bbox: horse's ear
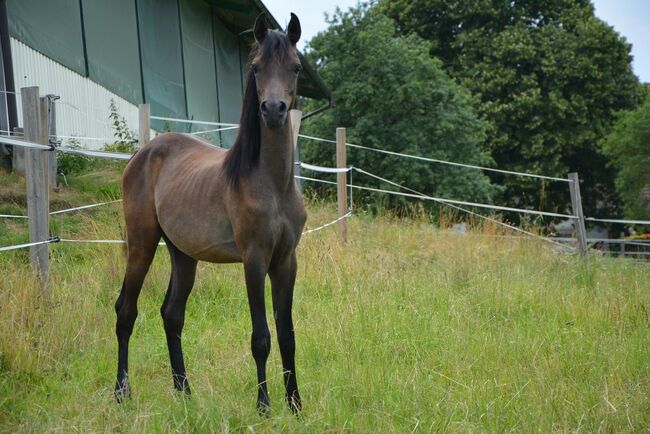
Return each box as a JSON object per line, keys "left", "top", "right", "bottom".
{"left": 287, "top": 13, "right": 301, "bottom": 45}
{"left": 254, "top": 13, "right": 268, "bottom": 43}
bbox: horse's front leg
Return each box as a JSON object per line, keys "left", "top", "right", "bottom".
{"left": 243, "top": 250, "right": 272, "bottom": 416}
{"left": 269, "top": 252, "right": 301, "bottom": 414}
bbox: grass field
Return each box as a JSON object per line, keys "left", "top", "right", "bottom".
{"left": 0, "top": 167, "right": 649, "bottom": 432}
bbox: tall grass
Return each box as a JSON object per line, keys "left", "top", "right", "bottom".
{"left": 0, "top": 170, "right": 648, "bottom": 432}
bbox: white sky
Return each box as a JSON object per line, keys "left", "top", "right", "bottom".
{"left": 262, "top": 0, "right": 650, "bottom": 83}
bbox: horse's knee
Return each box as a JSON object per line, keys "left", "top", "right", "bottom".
{"left": 114, "top": 282, "right": 126, "bottom": 315}
{"left": 162, "top": 306, "right": 184, "bottom": 334}
{"left": 251, "top": 332, "right": 271, "bottom": 361}
{"left": 116, "top": 305, "right": 138, "bottom": 338}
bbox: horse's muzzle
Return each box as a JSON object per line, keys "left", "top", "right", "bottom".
{"left": 260, "top": 100, "right": 288, "bottom": 129}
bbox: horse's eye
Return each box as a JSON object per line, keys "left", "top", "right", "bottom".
{"left": 251, "top": 64, "right": 259, "bottom": 74}
{"left": 294, "top": 64, "right": 302, "bottom": 74}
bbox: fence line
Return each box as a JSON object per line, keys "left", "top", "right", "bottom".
{"left": 349, "top": 167, "right": 574, "bottom": 251}
{"left": 57, "top": 147, "right": 132, "bottom": 160}
{"left": 0, "top": 214, "right": 29, "bottom": 219}
{"left": 298, "top": 162, "right": 575, "bottom": 220}
{"left": 300, "top": 162, "right": 352, "bottom": 174}
{"left": 298, "top": 168, "right": 574, "bottom": 250}
{"left": 0, "top": 237, "right": 59, "bottom": 252}
{"left": 2, "top": 199, "right": 122, "bottom": 219}
{"left": 298, "top": 133, "right": 572, "bottom": 183}
{"left": 1, "top": 101, "right": 645, "bottom": 261}
{"left": 189, "top": 126, "right": 239, "bottom": 135}
{"left": 52, "top": 134, "right": 115, "bottom": 143}
{"left": 296, "top": 166, "right": 573, "bottom": 250}
{"left": 0, "top": 208, "right": 357, "bottom": 251}
{"left": 150, "top": 116, "right": 238, "bottom": 127}
{"left": 0, "top": 134, "right": 52, "bottom": 150}
{"left": 585, "top": 217, "right": 650, "bottom": 225}
{"left": 50, "top": 199, "right": 123, "bottom": 215}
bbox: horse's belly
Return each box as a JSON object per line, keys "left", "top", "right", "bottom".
{"left": 191, "top": 240, "right": 242, "bottom": 263}
{"left": 158, "top": 210, "right": 241, "bottom": 263}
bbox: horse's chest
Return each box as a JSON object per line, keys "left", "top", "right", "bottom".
{"left": 239, "top": 197, "right": 305, "bottom": 248}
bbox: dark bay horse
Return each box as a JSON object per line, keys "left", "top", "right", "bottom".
{"left": 113, "top": 14, "right": 306, "bottom": 415}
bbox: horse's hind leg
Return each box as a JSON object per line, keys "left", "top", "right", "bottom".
{"left": 161, "top": 237, "right": 197, "bottom": 394}
{"left": 114, "top": 223, "right": 161, "bottom": 401}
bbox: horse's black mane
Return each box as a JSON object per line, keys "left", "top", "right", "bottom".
{"left": 223, "top": 30, "right": 293, "bottom": 186}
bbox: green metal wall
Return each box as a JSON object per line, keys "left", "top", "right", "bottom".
{"left": 180, "top": 0, "right": 220, "bottom": 142}
{"left": 7, "top": 0, "right": 328, "bottom": 148}
{"left": 81, "top": 0, "right": 142, "bottom": 104}
{"left": 213, "top": 12, "right": 243, "bottom": 147}
{"left": 137, "top": 0, "right": 187, "bottom": 125}
{"left": 6, "top": 0, "right": 251, "bottom": 147}
{"left": 7, "top": 0, "right": 85, "bottom": 75}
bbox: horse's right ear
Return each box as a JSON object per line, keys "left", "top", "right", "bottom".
{"left": 287, "top": 13, "right": 301, "bottom": 45}
{"left": 254, "top": 13, "right": 268, "bottom": 43}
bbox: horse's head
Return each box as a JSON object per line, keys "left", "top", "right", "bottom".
{"left": 251, "top": 13, "right": 301, "bottom": 129}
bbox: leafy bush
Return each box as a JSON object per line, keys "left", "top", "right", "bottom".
{"left": 57, "top": 139, "right": 93, "bottom": 176}
{"left": 602, "top": 94, "right": 650, "bottom": 220}
{"left": 105, "top": 99, "right": 137, "bottom": 153}
{"left": 302, "top": 5, "right": 499, "bottom": 214}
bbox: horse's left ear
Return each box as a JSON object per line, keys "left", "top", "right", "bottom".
{"left": 287, "top": 13, "right": 301, "bottom": 45}
{"left": 254, "top": 13, "right": 268, "bottom": 43}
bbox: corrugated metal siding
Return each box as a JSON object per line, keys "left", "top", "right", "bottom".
{"left": 11, "top": 38, "right": 145, "bottom": 150}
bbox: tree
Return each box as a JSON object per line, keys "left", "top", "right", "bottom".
{"left": 382, "top": 0, "right": 643, "bottom": 217}
{"left": 601, "top": 94, "right": 650, "bottom": 220}
{"left": 301, "top": 5, "right": 499, "bottom": 213}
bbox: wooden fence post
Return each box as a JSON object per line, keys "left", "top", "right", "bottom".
{"left": 336, "top": 127, "right": 348, "bottom": 243}
{"left": 139, "top": 103, "right": 150, "bottom": 147}
{"left": 568, "top": 172, "right": 587, "bottom": 256}
{"left": 289, "top": 109, "right": 302, "bottom": 191}
{"left": 22, "top": 86, "right": 50, "bottom": 294}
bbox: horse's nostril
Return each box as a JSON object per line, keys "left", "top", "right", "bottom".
{"left": 279, "top": 101, "right": 287, "bottom": 113}
{"left": 261, "top": 101, "right": 268, "bottom": 113}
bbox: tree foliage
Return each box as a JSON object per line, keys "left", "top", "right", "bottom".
{"left": 301, "top": 5, "right": 499, "bottom": 212}
{"left": 601, "top": 94, "right": 650, "bottom": 220}
{"left": 382, "top": 0, "right": 643, "bottom": 217}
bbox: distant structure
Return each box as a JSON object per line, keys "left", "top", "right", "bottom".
{"left": 0, "top": 0, "right": 330, "bottom": 151}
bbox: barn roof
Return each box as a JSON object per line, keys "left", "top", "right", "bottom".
{"left": 208, "top": 0, "right": 331, "bottom": 102}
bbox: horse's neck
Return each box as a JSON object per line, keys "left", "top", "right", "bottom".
{"left": 259, "top": 122, "right": 295, "bottom": 192}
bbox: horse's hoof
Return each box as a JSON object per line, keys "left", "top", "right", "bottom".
{"left": 287, "top": 393, "right": 302, "bottom": 415}
{"left": 257, "top": 400, "right": 271, "bottom": 418}
{"left": 114, "top": 379, "right": 131, "bottom": 403}
{"left": 173, "top": 376, "right": 191, "bottom": 396}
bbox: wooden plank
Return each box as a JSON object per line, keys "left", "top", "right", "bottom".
{"left": 336, "top": 127, "right": 348, "bottom": 243}
{"left": 139, "top": 103, "right": 150, "bottom": 147}
{"left": 289, "top": 109, "right": 302, "bottom": 192}
{"left": 11, "top": 126, "right": 24, "bottom": 175}
{"left": 22, "top": 87, "right": 50, "bottom": 294}
{"left": 568, "top": 172, "right": 587, "bottom": 256}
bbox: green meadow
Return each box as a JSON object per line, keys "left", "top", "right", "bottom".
{"left": 0, "top": 167, "right": 648, "bottom": 432}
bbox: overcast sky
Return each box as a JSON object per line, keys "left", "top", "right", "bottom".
{"left": 263, "top": 0, "right": 650, "bottom": 83}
